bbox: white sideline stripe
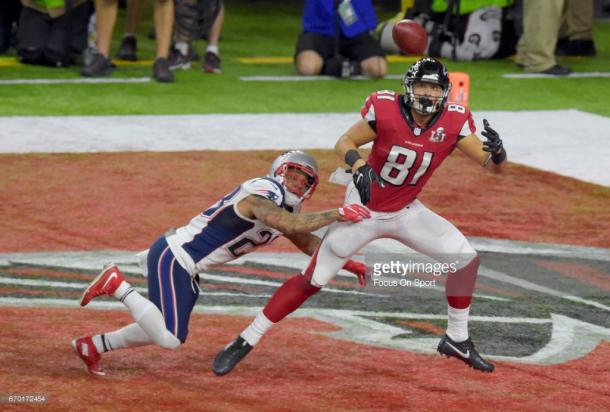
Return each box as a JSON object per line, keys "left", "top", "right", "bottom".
{"left": 197, "top": 273, "right": 386, "bottom": 297}
{"left": 0, "top": 272, "right": 503, "bottom": 302}
{"left": 503, "top": 72, "right": 610, "bottom": 79}
{"left": 479, "top": 267, "right": 610, "bottom": 312}
{"left": 1, "top": 110, "right": 609, "bottom": 186}
{"left": 468, "top": 237, "right": 610, "bottom": 262}
{"left": 239, "top": 74, "right": 404, "bottom": 81}
{"left": 1, "top": 237, "right": 608, "bottom": 274}
{"left": 0, "top": 276, "right": 269, "bottom": 298}
{"left": 0, "top": 297, "right": 551, "bottom": 324}
{"left": 0, "top": 77, "right": 151, "bottom": 85}
{"left": 0, "top": 273, "right": 384, "bottom": 298}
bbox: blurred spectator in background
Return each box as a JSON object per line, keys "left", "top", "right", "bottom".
{"left": 295, "top": 0, "right": 386, "bottom": 78}
{"left": 116, "top": 0, "right": 150, "bottom": 60}
{"left": 0, "top": 0, "right": 22, "bottom": 54}
{"left": 516, "top": 0, "right": 594, "bottom": 75}
{"left": 168, "top": 0, "right": 224, "bottom": 73}
{"left": 556, "top": 0, "right": 596, "bottom": 57}
{"left": 378, "top": 0, "right": 518, "bottom": 61}
{"left": 81, "top": 0, "right": 174, "bottom": 82}
{"left": 16, "top": 0, "right": 92, "bottom": 67}
{"left": 202, "top": 0, "right": 223, "bottom": 73}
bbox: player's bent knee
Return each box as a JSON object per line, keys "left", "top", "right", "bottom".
{"left": 157, "top": 331, "right": 181, "bottom": 349}
{"left": 458, "top": 243, "right": 478, "bottom": 266}
{"left": 327, "top": 236, "right": 354, "bottom": 259}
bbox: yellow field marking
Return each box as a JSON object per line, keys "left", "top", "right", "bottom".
{"left": 1, "top": 55, "right": 420, "bottom": 68}
{"left": 0, "top": 57, "right": 154, "bottom": 68}
{"left": 237, "top": 55, "right": 421, "bottom": 64}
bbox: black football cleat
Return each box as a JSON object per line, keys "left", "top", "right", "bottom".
{"left": 437, "top": 334, "right": 495, "bottom": 373}
{"left": 213, "top": 336, "right": 253, "bottom": 376}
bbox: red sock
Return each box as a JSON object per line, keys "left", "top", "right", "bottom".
{"left": 262, "top": 275, "right": 320, "bottom": 323}
{"left": 445, "top": 254, "right": 480, "bottom": 309}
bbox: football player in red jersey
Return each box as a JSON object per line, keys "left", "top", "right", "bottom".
{"left": 214, "top": 58, "right": 506, "bottom": 375}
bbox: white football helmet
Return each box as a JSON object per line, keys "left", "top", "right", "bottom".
{"left": 269, "top": 150, "right": 319, "bottom": 207}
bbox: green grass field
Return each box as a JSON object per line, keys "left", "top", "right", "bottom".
{"left": 0, "top": 0, "right": 609, "bottom": 116}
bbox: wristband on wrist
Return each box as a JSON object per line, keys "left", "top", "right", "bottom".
{"left": 345, "top": 149, "right": 362, "bottom": 167}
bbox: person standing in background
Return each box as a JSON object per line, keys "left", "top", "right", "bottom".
{"left": 81, "top": 0, "right": 174, "bottom": 82}
{"left": 296, "top": 0, "right": 386, "bottom": 78}
{"left": 556, "top": 0, "right": 596, "bottom": 57}
{"left": 516, "top": 0, "right": 595, "bottom": 75}
{"left": 169, "top": 0, "right": 224, "bottom": 73}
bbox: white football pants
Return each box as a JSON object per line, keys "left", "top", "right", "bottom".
{"left": 309, "top": 183, "right": 477, "bottom": 287}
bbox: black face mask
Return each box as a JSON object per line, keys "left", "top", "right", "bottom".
{"left": 418, "top": 96, "right": 434, "bottom": 112}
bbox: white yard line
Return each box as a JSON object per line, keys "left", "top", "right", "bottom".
{"left": 1, "top": 111, "right": 609, "bottom": 186}
{"left": 503, "top": 72, "right": 610, "bottom": 79}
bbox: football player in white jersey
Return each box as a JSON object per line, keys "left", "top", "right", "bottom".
{"left": 71, "top": 150, "right": 371, "bottom": 376}
{"left": 214, "top": 58, "right": 506, "bottom": 375}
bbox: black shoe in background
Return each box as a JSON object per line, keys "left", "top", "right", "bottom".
{"left": 203, "top": 51, "right": 221, "bottom": 73}
{"left": 80, "top": 52, "right": 115, "bottom": 77}
{"left": 540, "top": 64, "right": 571, "bottom": 76}
{"left": 168, "top": 47, "right": 193, "bottom": 70}
{"left": 153, "top": 58, "right": 174, "bottom": 82}
{"left": 556, "top": 39, "right": 596, "bottom": 57}
{"left": 117, "top": 35, "right": 138, "bottom": 61}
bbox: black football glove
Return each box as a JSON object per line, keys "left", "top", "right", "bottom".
{"left": 353, "top": 164, "right": 385, "bottom": 205}
{"left": 481, "top": 119, "right": 506, "bottom": 164}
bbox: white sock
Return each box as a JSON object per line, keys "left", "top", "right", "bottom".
{"left": 117, "top": 287, "right": 181, "bottom": 350}
{"left": 175, "top": 42, "right": 189, "bottom": 55}
{"left": 113, "top": 281, "right": 132, "bottom": 301}
{"left": 446, "top": 305, "right": 470, "bottom": 342}
{"left": 123, "top": 32, "right": 135, "bottom": 38}
{"left": 206, "top": 45, "right": 219, "bottom": 55}
{"left": 240, "top": 312, "right": 274, "bottom": 346}
{"left": 96, "top": 323, "right": 154, "bottom": 353}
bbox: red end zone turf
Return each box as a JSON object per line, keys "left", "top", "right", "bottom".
{"left": 1, "top": 150, "right": 609, "bottom": 410}
{"left": 0, "top": 150, "right": 609, "bottom": 252}
{"left": 1, "top": 307, "right": 609, "bottom": 411}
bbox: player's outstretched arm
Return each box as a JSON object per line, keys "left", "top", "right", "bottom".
{"left": 456, "top": 119, "right": 506, "bottom": 174}
{"left": 239, "top": 196, "right": 370, "bottom": 235}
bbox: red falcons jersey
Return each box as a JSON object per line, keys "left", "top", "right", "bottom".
{"left": 360, "top": 90, "right": 476, "bottom": 212}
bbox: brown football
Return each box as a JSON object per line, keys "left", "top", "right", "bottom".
{"left": 392, "top": 19, "right": 428, "bottom": 55}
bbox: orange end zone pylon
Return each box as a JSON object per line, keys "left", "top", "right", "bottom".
{"left": 449, "top": 72, "right": 470, "bottom": 106}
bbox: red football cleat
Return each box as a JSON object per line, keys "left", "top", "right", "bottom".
{"left": 80, "top": 264, "right": 124, "bottom": 307}
{"left": 72, "top": 336, "right": 105, "bottom": 376}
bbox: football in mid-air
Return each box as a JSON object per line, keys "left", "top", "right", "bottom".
{"left": 392, "top": 19, "right": 428, "bottom": 55}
